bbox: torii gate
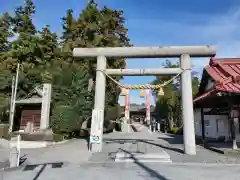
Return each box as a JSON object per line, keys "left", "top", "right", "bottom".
{"left": 73, "top": 46, "right": 216, "bottom": 155}
{"left": 120, "top": 88, "right": 152, "bottom": 127}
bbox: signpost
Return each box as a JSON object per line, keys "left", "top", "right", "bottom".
{"left": 89, "top": 109, "right": 104, "bottom": 151}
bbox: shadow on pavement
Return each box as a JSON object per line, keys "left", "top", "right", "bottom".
{"left": 157, "top": 135, "right": 183, "bottom": 144}
{"left": 142, "top": 139, "right": 184, "bottom": 154}
{"left": 119, "top": 149, "right": 171, "bottom": 180}
{"left": 104, "top": 138, "right": 154, "bottom": 144}
{"left": 104, "top": 138, "right": 184, "bottom": 154}
{"left": 19, "top": 154, "right": 28, "bottom": 166}
{"left": 23, "top": 162, "right": 63, "bottom": 180}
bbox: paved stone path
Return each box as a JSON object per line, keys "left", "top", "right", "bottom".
{"left": 2, "top": 160, "right": 240, "bottom": 180}
{"left": 0, "top": 139, "right": 10, "bottom": 170}
{"left": 2, "top": 125, "right": 240, "bottom": 179}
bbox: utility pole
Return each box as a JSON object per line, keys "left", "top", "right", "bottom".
{"left": 9, "top": 64, "right": 20, "bottom": 133}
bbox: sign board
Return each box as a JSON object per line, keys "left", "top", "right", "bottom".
{"left": 89, "top": 109, "right": 104, "bottom": 144}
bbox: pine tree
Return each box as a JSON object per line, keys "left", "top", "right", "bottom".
{"left": 0, "top": 12, "right": 13, "bottom": 53}
{"left": 61, "top": 9, "right": 75, "bottom": 47}
{"left": 61, "top": 1, "right": 131, "bottom": 107}
{"left": 38, "top": 25, "right": 59, "bottom": 82}
{"left": 11, "top": 0, "right": 36, "bottom": 35}
{"left": 0, "top": 12, "right": 14, "bottom": 111}
{"left": 3, "top": 0, "right": 38, "bottom": 76}
{"left": 6, "top": 0, "right": 42, "bottom": 88}
{"left": 51, "top": 65, "right": 94, "bottom": 136}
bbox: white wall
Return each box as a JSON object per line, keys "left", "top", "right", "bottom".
{"left": 194, "top": 109, "right": 230, "bottom": 140}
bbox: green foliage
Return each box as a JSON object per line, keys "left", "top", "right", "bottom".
{"left": 61, "top": 1, "right": 130, "bottom": 107}
{"left": 53, "top": 134, "right": 65, "bottom": 142}
{"left": 51, "top": 65, "right": 94, "bottom": 136}
{"left": 0, "top": 12, "right": 13, "bottom": 53}
{"left": 0, "top": 13, "right": 14, "bottom": 109}
{"left": 170, "top": 127, "right": 180, "bottom": 135}
{"left": 105, "top": 105, "right": 120, "bottom": 121}
{"left": 11, "top": 0, "right": 36, "bottom": 34}
{"left": 0, "top": 0, "right": 130, "bottom": 138}
{"left": 153, "top": 60, "right": 200, "bottom": 130}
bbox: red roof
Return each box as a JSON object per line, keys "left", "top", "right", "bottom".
{"left": 194, "top": 58, "right": 240, "bottom": 103}
{"left": 207, "top": 58, "right": 240, "bottom": 92}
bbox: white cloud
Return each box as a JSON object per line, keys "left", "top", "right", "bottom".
{"left": 127, "top": 7, "right": 240, "bottom": 67}
{"left": 122, "top": 8, "right": 240, "bottom": 104}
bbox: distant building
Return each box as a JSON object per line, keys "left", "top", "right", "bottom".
{"left": 120, "top": 104, "right": 155, "bottom": 117}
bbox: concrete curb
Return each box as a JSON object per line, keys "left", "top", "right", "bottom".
{"left": 0, "top": 160, "right": 25, "bottom": 172}
{"left": 9, "top": 139, "right": 69, "bottom": 149}
{"left": 204, "top": 146, "right": 225, "bottom": 154}
{"left": 203, "top": 144, "right": 240, "bottom": 156}
{"left": 169, "top": 162, "right": 240, "bottom": 167}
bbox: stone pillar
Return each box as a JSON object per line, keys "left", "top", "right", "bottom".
{"left": 232, "top": 118, "right": 238, "bottom": 149}
{"left": 40, "top": 83, "right": 52, "bottom": 130}
{"left": 146, "top": 89, "right": 151, "bottom": 130}
{"left": 180, "top": 54, "right": 196, "bottom": 155}
{"left": 90, "top": 56, "right": 106, "bottom": 153}
{"left": 124, "top": 92, "right": 130, "bottom": 119}
{"left": 157, "top": 122, "right": 160, "bottom": 132}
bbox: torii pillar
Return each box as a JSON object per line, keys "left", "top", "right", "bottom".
{"left": 124, "top": 91, "right": 130, "bottom": 120}
{"left": 73, "top": 45, "right": 216, "bottom": 155}
{"left": 146, "top": 89, "right": 151, "bottom": 128}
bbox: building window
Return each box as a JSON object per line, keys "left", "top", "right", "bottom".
{"left": 204, "top": 120, "right": 210, "bottom": 127}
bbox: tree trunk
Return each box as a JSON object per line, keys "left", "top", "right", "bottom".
{"left": 168, "top": 113, "right": 174, "bottom": 130}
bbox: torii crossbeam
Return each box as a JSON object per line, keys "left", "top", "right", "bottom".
{"left": 73, "top": 46, "right": 216, "bottom": 155}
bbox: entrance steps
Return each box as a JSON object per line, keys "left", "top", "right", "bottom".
{"left": 113, "top": 124, "right": 172, "bottom": 163}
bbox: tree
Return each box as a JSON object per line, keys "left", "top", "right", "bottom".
{"left": 0, "top": 0, "right": 131, "bottom": 136}
{"left": 60, "top": 1, "right": 131, "bottom": 114}
{"left": 11, "top": 0, "right": 36, "bottom": 35}
{"left": 51, "top": 65, "right": 94, "bottom": 136}
{"left": 0, "top": 12, "right": 14, "bottom": 113}
{"left": 153, "top": 60, "right": 200, "bottom": 130}
{"left": 38, "top": 25, "right": 59, "bottom": 83}
{"left": 5, "top": 0, "right": 41, "bottom": 73}
{"left": 0, "top": 12, "right": 13, "bottom": 53}
{"left": 61, "top": 9, "right": 76, "bottom": 63}
{"left": 192, "top": 76, "right": 200, "bottom": 97}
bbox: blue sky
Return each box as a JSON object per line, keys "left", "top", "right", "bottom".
{"left": 2, "top": 0, "right": 240, "bottom": 105}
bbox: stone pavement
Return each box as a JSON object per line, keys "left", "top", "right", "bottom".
{"left": 0, "top": 139, "right": 10, "bottom": 170}
{"left": 2, "top": 125, "right": 240, "bottom": 179}
{"left": 2, "top": 159, "right": 240, "bottom": 179}
{"left": 20, "top": 138, "right": 91, "bottom": 165}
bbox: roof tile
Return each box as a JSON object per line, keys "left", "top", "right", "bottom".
{"left": 207, "top": 58, "right": 240, "bottom": 93}
{"left": 194, "top": 58, "right": 240, "bottom": 103}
